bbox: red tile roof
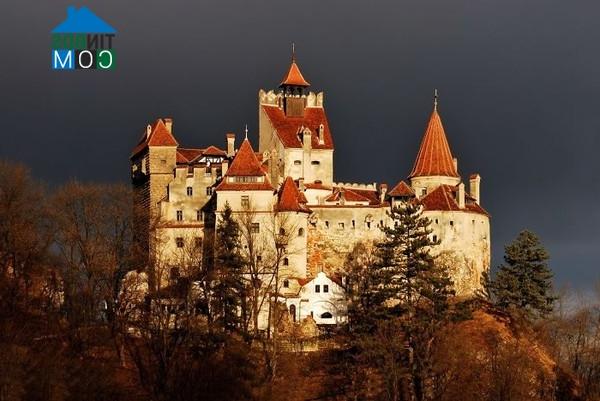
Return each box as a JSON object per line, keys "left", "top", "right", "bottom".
{"left": 325, "top": 187, "right": 381, "bottom": 205}
{"left": 203, "top": 145, "right": 227, "bottom": 157}
{"left": 409, "top": 109, "right": 459, "bottom": 178}
{"left": 131, "top": 118, "right": 179, "bottom": 157}
{"left": 276, "top": 176, "right": 311, "bottom": 213}
{"left": 388, "top": 180, "right": 415, "bottom": 197}
{"left": 420, "top": 185, "right": 489, "bottom": 216}
{"left": 262, "top": 105, "right": 334, "bottom": 150}
{"left": 177, "top": 148, "right": 203, "bottom": 163}
{"left": 215, "top": 139, "right": 274, "bottom": 191}
{"left": 304, "top": 182, "right": 332, "bottom": 190}
{"left": 226, "top": 139, "right": 266, "bottom": 176}
{"left": 280, "top": 61, "right": 310, "bottom": 87}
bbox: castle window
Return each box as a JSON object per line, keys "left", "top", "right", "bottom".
{"left": 283, "top": 279, "right": 289, "bottom": 288}
{"left": 294, "top": 160, "right": 301, "bottom": 165}
{"left": 175, "top": 237, "right": 184, "bottom": 248}
{"left": 283, "top": 257, "right": 289, "bottom": 266}
{"left": 450, "top": 221, "right": 454, "bottom": 227}
{"left": 321, "top": 312, "right": 332, "bottom": 319}
{"left": 279, "top": 228, "right": 286, "bottom": 235}
{"left": 176, "top": 210, "right": 183, "bottom": 221}
{"left": 325, "top": 221, "right": 329, "bottom": 229}
{"left": 433, "top": 235, "right": 438, "bottom": 243}
{"left": 298, "top": 228, "right": 304, "bottom": 237}
{"left": 421, "top": 188, "right": 427, "bottom": 196}
{"left": 241, "top": 195, "right": 250, "bottom": 208}
{"left": 194, "top": 237, "right": 202, "bottom": 248}
{"left": 187, "top": 166, "right": 194, "bottom": 176}
{"left": 206, "top": 187, "right": 213, "bottom": 196}
{"left": 216, "top": 168, "right": 222, "bottom": 178}
{"left": 311, "top": 160, "right": 320, "bottom": 165}
{"left": 352, "top": 220, "right": 355, "bottom": 229}
{"left": 435, "top": 219, "right": 439, "bottom": 224}
{"left": 315, "top": 285, "right": 321, "bottom": 293}
{"left": 161, "top": 159, "right": 166, "bottom": 164}
{"left": 338, "top": 222, "right": 345, "bottom": 230}
{"left": 197, "top": 210, "right": 203, "bottom": 221}
{"left": 251, "top": 223, "right": 260, "bottom": 234}
{"left": 187, "top": 186, "right": 193, "bottom": 196}
{"left": 205, "top": 167, "right": 211, "bottom": 177}
{"left": 366, "top": 222, "right": 371, "bottom": 229}
{"left": 323, "top": 285, "right": 329, "bottom": 293}
{"left": 257, "top": 255, "right": 262, "bottom": 263}
{"left": 380, "top": 220, "right": 384, "bottom": 227}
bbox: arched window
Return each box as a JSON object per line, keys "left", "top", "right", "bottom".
{"left": 283, "top": 257, "right": 289, "bottom": 266}
{"left": 298, "top": 228, "right": 304, "bottom": 237}
{"left": 283, "top": 279, "right": 289, "bottom": 288}
{"left": 320, "top": 312, "right": 333, "bottom": 319}
{"left": 289, "top": 304, "right": 296, "bottom": 322}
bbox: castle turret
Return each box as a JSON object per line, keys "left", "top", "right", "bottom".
{"left": 409, "top": 91, "right": 461, "bottom": 196}
{"left": 279, "top": 46, "right": 310, "bottom": 117}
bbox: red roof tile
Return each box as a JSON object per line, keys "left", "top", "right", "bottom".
{"left": 409, "top": 109, "right": 459, "bottom": 178}
{"left": 203, "top": 145, "right": 227, "bottom": 157}
{"left": 226, "top": 139, "right": 266, "bottom": 176}
{"left": 325, "top": 187, "right": 381, "bottom": 205}
{"left": 277, "top": 177, "right": 311, "bottom": 213}
{"left": 177, "top": 148, "right": 203, "bottom": 163}
{"left": 215, "top": 181, "right": 274, "bottom": 191}
{"left": 280, "top": 61, "right": 310, "bottom": 87}
{"left": 131, "top": 118, "right": 179, "bottom": 157}
{"left": 420, "top": 185, "right": 489, "bottom": 216}
{"left": 388, "top": 180, "right": 415, "bottom": 197}
{"left": 262, "top": 105, "right": 334, "bottom": 150}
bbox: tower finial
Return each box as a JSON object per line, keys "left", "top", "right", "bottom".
{"left": 291, "top": 42, "right": 296, "bottom": 62}
{"left": 244, "top": 124, "right": 248, "bottom": 140}
{"left": 434, "top": 88, "right": 439, "bottom": 111}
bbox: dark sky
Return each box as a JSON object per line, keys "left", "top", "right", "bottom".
{"left": 1, "top": 0, "right": 598, "bottom": 291}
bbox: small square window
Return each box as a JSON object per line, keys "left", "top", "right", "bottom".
{"left": 294, "top": 160, "right": 301, "bottom": 165}
{"left": 283, "top": 257, "right": 289, "bottom": 266}
{"left": 450, "top": 221, "right": 454, "bottom": 227}
{"left": 256, "top": 255, "right": 262, "bottom": 263}
{"left": 283, "top": 279, "right": 289, "bottom": 288}
{"left": 323, "top": 285, "right": 329, "bottom": 293}
{"left": 206, "top": 187, "right": 213, "bottom": 196}
{"left": 315, "top": 285, "right": 321, "bottom": 293}
{"left": 176, "top": 210, "right": 183, "bottom": 221}
{"left": 311, "top": 160, "right": 320, "bottom": 165}
{"left": 187, "top": 186, "right": 193, "bottom": 196}
{"left": 251, "top": 223, "right": 260, "bottom": 234}
{"left": 175, "top": 237, "right": 184, "bottom": 248}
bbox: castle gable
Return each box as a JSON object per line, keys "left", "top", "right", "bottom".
{"left": 262, "top": 105, "right": 334, "bottom": 150}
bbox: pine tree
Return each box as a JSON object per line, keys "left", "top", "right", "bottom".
{"left": 348, "top": 201, "right": 454, "bottom": 401}
{"left": 489, "top": 230, "right": 556, "bottom": 317}
{"left": 213, "top": 202, "right": 246, "bottom": 333}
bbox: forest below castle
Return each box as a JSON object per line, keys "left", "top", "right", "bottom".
{"left": 0, "top": 158, "right": 599, "bottom": 401}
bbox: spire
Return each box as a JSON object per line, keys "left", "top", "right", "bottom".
{"left": 244, "top": 124, "right": 248, "bottom": 140}
{"left": 433, "top": 88, "right": 438, "bottom": 111}
{"left": 280, "top": 45, "right": 310, "bottom": 87}
{"left": 226, "top": 138, "right": 265, "bottom": 177}
{"left": 408, "top": 97, "right": 459, "bottom": 178}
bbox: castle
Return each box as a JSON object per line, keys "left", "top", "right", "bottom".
{"left": 130, "top": 53, "right": 490, "bottom": 325}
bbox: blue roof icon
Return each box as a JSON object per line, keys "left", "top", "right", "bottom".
{"left": 52, "top": 6, "right": 116, "bottom": 34}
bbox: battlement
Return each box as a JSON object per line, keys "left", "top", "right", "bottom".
{"left": 259, "top": 89, "right": 324, "bottom": 108}
{"left": 332, "top": 182, "right": 378, "bottom": 191}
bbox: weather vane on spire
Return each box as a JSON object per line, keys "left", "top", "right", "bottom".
{"left": 244, "top": 124, "right": 248, "bottom": 140}
{"left": 434, "top": 88, "right": 439, "bottom": 111}
{"left": 291, "top": 42, "right": 296, "bottom": 62}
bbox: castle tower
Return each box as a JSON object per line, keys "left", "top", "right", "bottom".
{"left": 130, "top": 118, "right": 178, "bottom": 258}
{"left": 409, "top": 92, "right": 461, "bottom": 196}
{"left": 258, "top": 49, "right": 334, "bottom": 186}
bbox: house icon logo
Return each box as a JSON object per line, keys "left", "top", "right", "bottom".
{"left": 51, "top": 6, "right": 117, "bottom": 70}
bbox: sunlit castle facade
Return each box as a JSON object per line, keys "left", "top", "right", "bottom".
{"left": 130, "top": 52, "right": 491, "bottom": 324}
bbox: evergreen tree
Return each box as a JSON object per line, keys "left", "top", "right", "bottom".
{"left": 489, "top": 230, "right": 556, "bottom": 317}
{"left": 348, "top": 201, "right": 454, "bottom": 401}
{"left": 213, "top": 202, "right": 246, "bottom": 333}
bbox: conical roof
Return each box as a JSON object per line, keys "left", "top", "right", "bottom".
{"left": 280, "top": 60, "right": 310, "bottom": 87}
{"left": 409, "top": 108, "right": 459, "bottom": 178}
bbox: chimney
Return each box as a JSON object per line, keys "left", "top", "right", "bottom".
{"left": 470, "top": 174, "right": 481, "bottom": 204}
{"left": 457, "top": 182, "right": 465, "bottom": 209}
{"left": 226, "top": 133, "right": 235, "bottom": 157}
{"left": 318, "top": 124, "right": 325, "bottom": 144}
{"left": 453, "top": 157, "right": 458, "bottom": 172}
{"left": 164, "top": 118, "right": 173, "bottom": 133}
{"left": 222, "top": 160, "right": 229, "bottom": 176}
{"left": 302, "top": 127, "right": 312, "bottom": 151}
{"left": 380, "top": 183, "right": 388, "bottom": 203}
